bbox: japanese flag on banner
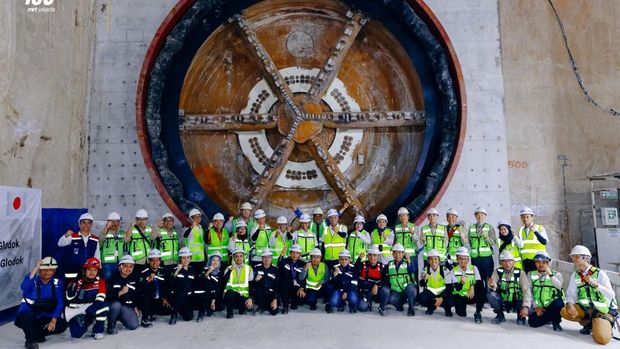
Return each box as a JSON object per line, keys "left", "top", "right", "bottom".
{"left": 6, "top": 190, "right": 27, "bottom": 216}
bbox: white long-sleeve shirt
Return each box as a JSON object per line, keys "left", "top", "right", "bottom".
{"left": 565, "top": 266, "right": 616, "bottom": 306}
{"left": 57, "top": 232, "right": 100, "bottom": 260}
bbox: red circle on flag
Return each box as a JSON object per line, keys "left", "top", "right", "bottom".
{"left": 13, "top": 197, "right": 21, "bottom": 210}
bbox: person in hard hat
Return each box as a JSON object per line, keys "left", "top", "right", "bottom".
{"left": 99, "top": 212, "right": 125, "bottom": 280}
{"left": 356, "top": 246, "right": 384, "bottom": 312}
{"left": 291, "top": 213, "right": 318, "bottom": 262}
{"left": 64, "top": 257, "right": 108, "bottom": 340}
{"left": 394, "top": 207, "right": 419, "bottom": 270}
{"left": 445, "top": 208, "right": 467, "bottom": 269}
{"left": 58, "top": 212, "right": 100, "bottom": 281}
{"left": 169, "top": 247, "right": 199, "bottom": 324}
{"left": 561, "top": 245, "right": 617, "bottom": 344}
{"left": 106, "top": 255, "right": 139, "bottom": 334}
{"left": 196, "top": 252, "right": 224, "bottom": 318}
{"left": 467, "top": 207, "right": 496, "bottom": 290}
{"left": 250, "top": 209, "right": 272, "bottom": 263}
{"left": 518, "top": 206, "right": 549, "bottom": 273}
{"left": 227, "top": 202, "right": 257, "bottom": 234}
{"left": 299, "top": 248, "right": 331, "bottom": 311}
{"left": 184, "top": 209, "right": 208, "bottom": 272}
{"left": 206, "top": 212, "right": 229, "bottom": 267}
{"left": 251, "top": 249, "right": 281, "bottom": 315}
{"left": 124, "top": 209, "right": 154, "bottom": 267}
{"left": 417, "top": 249, "right": 454, "bottom": 317}
{"left": 418, "top": 208, "right": 448, "bottom": 266}
{"left": 445, "top": 247, "right": 485, "bottom": 323}
{"left": 347, "top": 215, "right": 370, "bottom": 262}
{"left": 15, "top": 257, "right": 67, "bottom": 349}
{"left": 153, "top": 212, "right": 180, "bottom": 272}
{"left": 228, "top": 220, "right": 251, "bottom": 264}
{"left": 378, "top": 243, "right": 417, "bottom": 316}
{"left": 278, "top": 244, "right": 306, "bottom": 313}
{"left": 496, "top": 219, "right": 523, "bottom": 270}
{"left": 327, "top": 249, "right": 359, "bottom": 313}
{"left": 269, "top": 216, "right": 291, "bottom": 264}
{"left": 138, "top": 249, "right": 172, "bottom": 328}
{"left": 487, "top": 250, "right": 527, "bottom": 325}
{"left": 223, "top": 248, "right": 255, "bottom": 319}
{"left": 520, "top": 251, "right": 564, "bottom": 331}
{"left": 322, "top": 209, "right": 348, "bottom": 270}
{"left": 309, "top": 207, "right": 327, "bottom": 241}
{"left": 371, "top": 213, "right": 395, "bottom": 265}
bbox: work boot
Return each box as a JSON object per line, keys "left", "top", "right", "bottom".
{"left": 579, "top": 323, "right": 592, "bottom": 335}
{"left": 148, "top": 315, "right": 157, "bottom": 322}
{"left": 25, "top": 342, "right": 39, "bottom": 349}
{"left": 516, "top": 316, "right": 526, "bottom": 326}
{"left": 379, "top": 307, "right": 387, "bottom": 317}
{"left": 35, "top": 337, "right": 46, "bottom": 344}
{"left": 492, "top": 311, "right": 505, "bottom": 324}
{"left": 325, "top": 305, "right": 333, "bottom": 314}
{"left": 93, "top": 332, "right": 104, "bottom": 340}
{"left": 349, "top": 307, "right": 357, "bottom": 314}
{"left": 226, "top": 312, "right": 233, "bottom": 319}
{"left": 106, "top": 322, "right": 118, "bottom": 335}
{"left": 281, "top": 306, "right": 289, "bottom": 314}
{"left": 309, "top": 305, "right": 317, "bottom": 311}
{"left": 290, "top": 303, "right": 298, "bottom": 310}
{"left": 140, "top": 318, "right": 153, "bottom": 328}
{"left": 337, "top": 305, "right": 345, "bottom": 312}
{"left": 407, "top": 308, "right": 416, "bottom": 317}
{"left": 552, "top": 322, "right": 563, "bottom": 332}
{"left": 445, "top": 308, "right": 453, "bottom": 317}
{"left": 196, "top": 311, "right": 205, "bottom": 323}
{"left": 169, "top": 313, "right": 178, "bottom": 325}
{"left": 474, "top": 312, "right": 482, "bottom": 324}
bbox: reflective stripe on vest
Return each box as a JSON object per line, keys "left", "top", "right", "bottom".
{"left": 497, "top": 268, "right": 523, "bottom": 303}
{"left": 271, "top": 232, "right": 288, "bottom": 260}
{"left": 254, "top": 226, "right": 272, "bottom": 257}
{"left": 575, "top": 267, "right": 609, "bottom": 314}
{"left": 346, "top": 231, "right": 368, "bottom": 260}
{"left": 519, "top": 225, "right": 546, "bottom": 260}
{"left": 529, "top": 271, "right": 562, "bottom": 308}
{"left": 323, "top": 225, "right": 346, "bottom": 261}
{"left": 296, "top": 230, "right": 316, "bottom": 262}
{"left": 422, "top": 225, "right": 447, "bottom": 261}
{"left": 206, "top": 228, "right": 228, "bottom": 262}
{"left": 388, "top": 260, "right": 413, "bottom": 293}
{"left": 310, "top": 221, "right": 327, "bottom": 240}
{"left": 233, "top": 239, "right": 251, "bottom": 264}
{"left": 447, "top": 225, "right": 464, "bottom": 258}
{"left": 395, "top": 223, "right": 417, "bottom": 256}
{"left": 159, "top": 228, "right": 178, "bottom": 262}
{"left": 128, "top": 226, "right": 152, "bottom": 260}
{"left": 452, "top": 264, "right": 476, "bottom": 297}
{"left": 497, "top": 238, "right": 522, "bottom": 270}
{"left": 371, "top": 228, "right": 393, "bottom": 258}
{"left": 306, "top": 263, "right": 326, "bottom": 290}
{"left": 468, "top": 224, "right": 492, "bottom": 258}
{"left": 425, "top": 266, "right": 446, "bottom": 296}
{"left": 225, "top": 264, "right": 250, "bottom": 297}
{"left": 100, "top": 231, "right": 124, "bottom": 264}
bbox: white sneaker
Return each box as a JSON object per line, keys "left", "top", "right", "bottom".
{"left": 93, "top": 333, "right": 104, "bottom": 340}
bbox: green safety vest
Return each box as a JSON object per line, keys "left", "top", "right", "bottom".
{"left": 395, "top": 223, "right": 417, "bottom": 256}
{"left": 184, "top": 225, "right": 206, "bottom": 262}
{"left": 225, "top": 264, "right": 251, "bottom": 297}
{"left": 231, "top": 237, "right": 251, "bottom": 264}
{"left": 100, "top": 230, "right": 125, "bottom": 264}
{"left": 128, "top": 226, "right": 152, "bottom": 261}
{"left": 497, "top": 268, "right": 523, "bottom": 303}
{"left": 296, "top": 229, "right": 316, "bottom": 262}
{"left": 519, "top": 225, "right": 546, "bottom": 260}
{"left": 447, "top": 225, "right": 464, "bottom": 259}
{"left": 253, "top": 226, "right": 272, "bottom": 258}
{"left": 270, "top": 231, "right": 290, "bottom": 264}
{"left": 206, "top": 228, "right": 229, "bottom": 263}
{"left": 310, "top": 221, "right": 327, "bottom": 241}
{"left": 323, "top": 224, "right": 347, "bottom": 261}
{"left": 159, "top": 228, "right": 178, "bottom": 262}
{"left": 452, "top": 264, "right": 476, "bottom": 297}
{"left": 232, "top": 217, "right": 256, "bottom": 235}
{"left": 306, "top": 262, "right": 326, "bottom": 290}
{"left": 346, "top": 230, "right": 368, "bottom": 261}
{"left": 425, "top": 265, "right": 446, "bottom": 296}
{"left": 387, "top": 260, "right": 414, "bottom": 293}
{"left": 497, "top": 238, "right": 522, "bottom": 270}
{"left": 575, "top": 267, "right": 610, "bottom": 314}
{"left": 529, "top": 270, "right": 563, "bottom": 308}
{"left": 468, "top": 223, "right": 493, "bottom": 258}
{"left": 421, "top": 224, "right": 447, "bottom": 261}
{"left": 371, "top": 228, "right": 393, "bottom": 259}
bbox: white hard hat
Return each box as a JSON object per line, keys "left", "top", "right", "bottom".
{"left": 118, "top": 255, "right": 135, "bottom": 265}
{"left": 455, "top": 247, "right": 470, "bottom": 257}
{"left": 427, "top": 208, "right": 439, "bottom": 216}
{"left": 397, "top": 207, "right": 409, "bottom": 216}
{"left": 497, "top": 219, "right": 511, "bottom": 228}
{"left": 188, "top": 208, "right": 201, "bottom": 217}
{"left": 290, "top": 244, "right": 302, "bottom": 253}
{"left": 254, "top": 209, "right": 266, "bottom": 219}
{"left": 569, "top": 245, "right": 591, "bottom": 257}
{"left": 178, "top": 247, "right": 192, "bottom": 257}
{"left": 107, "top": 212, "right": 121, "bottom": 221}
{"left": 148, "top": 249, "right": 162, "bottom": 259}
{"left": 39, "top": 256, "right": 58, "bottom": 270}
{"left": 427, "top": 249, "right": 441, "bottom": 258}
{"left": 367, "top": 246, "right": 381, "bottom": 255}
{"left": 339, "top": 249, "right": 351, "bottom": 258}
{"left": 299, "top": 213, "right": 311, "bottom": 223}
{"left": 376, "top": 214, "right": 388, "bottom": 223}
{"left": 276, "top": 216, "right": 288, "bottom": 225}
{"left": 446, "top": 208, "right": 459, "bottom": 217}
{"left": 136, "top": 209, "right": 149, "bottom": 219}
{"left": 261, "top": 249, "right": 273, "bottom": 257}
{"left": 236, "top": 220, "right": 247, "bottom": 229}
{"left": 79, "top": 213, "right": 94, "bottom": 223}
{"left": 313, "top": 207, "right": 324, "bottom": 215}
{"left": 162, "top": 212, "right": 174, "bottom": 220}
{"left": 240, "top": 202, "right": 252, "bottom": 210}
{"left": 353, "top": 215, "right": 366, "bottom": 224}
{"left": 232, "top": 248, "right": 245, "bottom": 256}
{"left": 392, "top": 243, "right": 405, "bottom": 252}
{"left": 309, "top": 248, "right": 322, "bottom": 257}
{"left": 213, "top": 213, "right": 225, "bottom": 221}
{"left": 327, "top": 209, "right": 339, "bottom": 218}
{"left": 519, "top": 206, "right": 535, "bottom": 216}
{"left": 474, "top": 207, "right": 487, "bottom": 215}
{"left": 499, "top": 250, "right": 515, "bottom": 261}
{"left": 533, "top": 250, "right": 551, "bottom": 261}
{"left": 209, "top": 251, "right": 222, "bottom": 260}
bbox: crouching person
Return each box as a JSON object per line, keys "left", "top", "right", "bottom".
{"left": 561, "top": 245, "right": 618, "bottom": 345}
{"left": 356, "top": 246, "right": 384, "bottom": 312}
{"left": 299, "top": 248, "right": 331, "bottom": 311}
{"left": 138, "top": 249, "right": 172, "bottom": 328}
{"left": 252, "top": 249, "right": 280, "bottom": 315}
{"left": 196, "top": 252, "right": 224, "bottom": 317}
{"left": 522, "top": 251, "right": 564, "bottom": 331}
{"left": 446, "top": 247, "right": 485, "bottom": 323}
{"left": 328, "top": 249, "right": 359, "bottom": 313}
{"left": 65, "top": 257, "right": 108, "bottom": 340}
{"left": 169, "top": 247, "right": 198, "bottom": 324}
{"left": 106, "top": 255, "right": 139, "bottom": 334}
{"left": 223, "top": 248, "right": 254, "bottom": 319}
{"left": 487, "top": 250, "right": 526, "bottom": 325}
{"left": 15, "top": 257, "right": 67, "bottom": 349}
{"left": 417, "top": 249, "right": 454, "bottom": 317}
{"left": 379, "top": 243, "right": 417, "bottom": 317}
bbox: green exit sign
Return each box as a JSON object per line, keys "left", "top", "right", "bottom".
{"left": 601, "top": 191, "right": 618, "bottom": 200}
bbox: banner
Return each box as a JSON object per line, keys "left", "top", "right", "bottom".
{"left": 0, "top": 186, "right": 41, "bottom": 311}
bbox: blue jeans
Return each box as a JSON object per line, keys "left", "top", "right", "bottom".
{"left": 486, "top": 289, "right": 521, "bottom": 313}
{"left": 69, "top": 301, "right": 109, "bottom": 338}
{"left": 329, "top": 289, "right": 359, "bottom": 311}
{"left": 379, "top": 284, "right": 417, "bottom": 311}
{"left": 306, "top": 284, "right": 331, "bottom": 307}
{"left": 357, "top": 289, "right": 381, "bottom": 312}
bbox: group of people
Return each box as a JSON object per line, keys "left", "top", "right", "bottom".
{"left": 14, "top": 203, "right": 619, "bottom": 348}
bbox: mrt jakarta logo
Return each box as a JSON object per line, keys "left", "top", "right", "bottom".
{"left": 25, "top": 0, "right": 56, "bottom": 13}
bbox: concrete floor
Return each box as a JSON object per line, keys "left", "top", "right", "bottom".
{"left": 0, "top": 305, "right": 607, "bottom": 349}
